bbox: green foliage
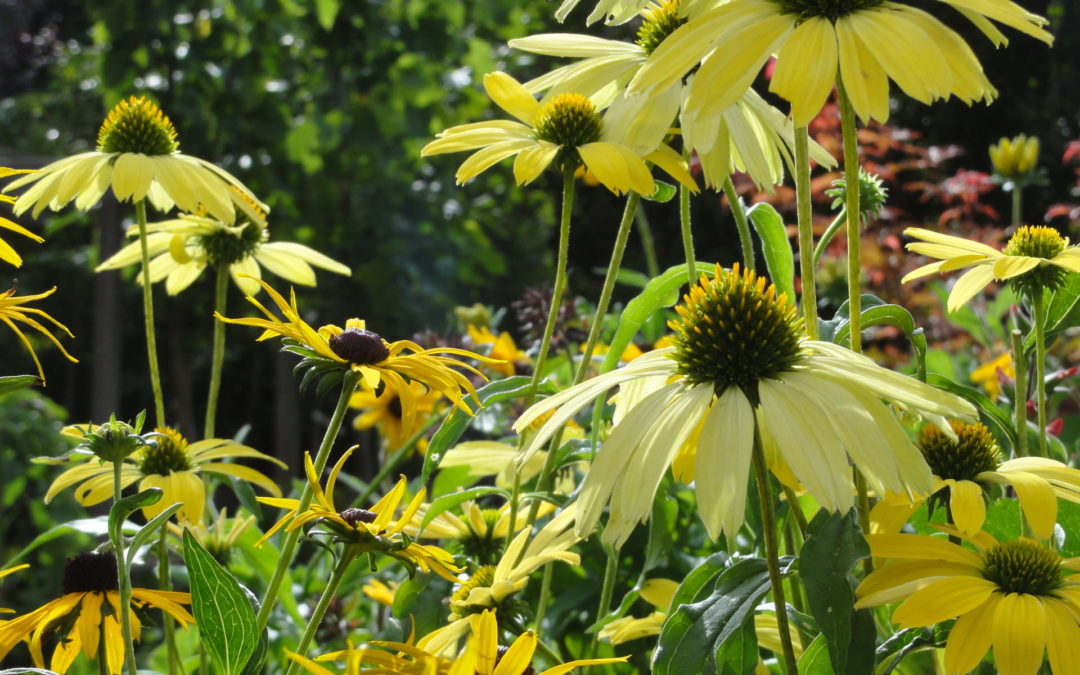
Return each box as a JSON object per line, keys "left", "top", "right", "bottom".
{"left": 745, "top": 202, "right": 795, "bottom": 303}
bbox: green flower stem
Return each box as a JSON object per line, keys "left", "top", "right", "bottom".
{"left": 795, "top": 126, "right": 818, "bottom": 339}
{"left": 780, "top": 484, "right": 808, "bottom": 537}
{"left": 507, "top": 168, "right": 576, "bottom": 551}
{"left": 283, "top": 546, "right": 360, "bottom": 675}
{"left": 751, "top": 425, "right": 798, "bottom": 675}
{"left": 680, "top": 151, "right": 696, "bottom": 284}
{"left": 203, "top": 264, "right": 230, "bottom": 439}
{"left": 1012, "top": 187, "right": 1023, "bottom": 228}
{"left": 586, "top": 548, "right": 619, "bottom": 658}
{"left": 635, "top": 203, "right": 660, "bottom": 279}
{"left": 1032, "top": 287, "right": 1048, "bottom": 458}
{"left": 837, "top": 82, "right": 862, "bottom": 355}
{"left": 724, "top": 177, "right": 755, "bottom": 271}
{"left": 255, "top": 371, "right": 358, "bottom": 632}
{"left": 534, "top": 562, "right": 555, "bottom": 629}
{"left": 112, "top": 461, "right": 139, "bottom": 675}
{"left": 811, "top": 211, "right": 847, "bottom": 266}
{"left": 1011, "top": 328, "right": 1029, "bottom": 457}
{"left": 135, "top": 199, "right": 167, "bottom": 427}
{"left": 159, "top": 526, "right": 181, "bottom": 675}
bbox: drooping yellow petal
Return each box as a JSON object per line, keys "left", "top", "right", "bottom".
{"left": 992, "top": 254, "right": 1041, "bottom": 280}
{"left": 947, "top": 478, "right": 987, "bottom": 537}
{"left": 891, "top": 575, "right": 997, "bottom": 627}
{"left": 696, "top": 387, "right": 753, "bottom": 540}
{"left": 770, "top": 17, "right": 838, "bottom": 127}
{"left": 512, "top": 140, "right": 561, "bottom": 185}
{"left": 455, "top": 140, "right": 536, "bottom": 184}
{"left": 836, "top": 17, "right": 891, "bottom": 123}
{"left": 947, "top": 264, "right": 997, "bottom": 312}
{"left": 943, "top": 593, "right": 999, "bottom": 674}
{"left": 483, "top": 72, "right": 542, "bottom": 125}
{"left": 992, "top": 593, "right": 1047, "bottom": 675}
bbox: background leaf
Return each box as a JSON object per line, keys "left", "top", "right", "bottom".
{"left": 745, "top": 202, "right": 795, "bottom": 303}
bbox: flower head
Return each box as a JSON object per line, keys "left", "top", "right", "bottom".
{"left": 46, "top": 424, "right": 285, "bottom": 524}
{"left": 467, "top": 325, "right": 528, "bottom": 377}
{"left": 4, "top": 96, "right": 265, "bottom": 225}
{"left": 217, "top": 276, "right": 497, "bottom": 426}
{"left": 351, "top": 379, "right": 443, "bottom": 453}
{"left": 629, "top": 0, "right": 1051, "bottom": 127}
{"left": 970, "top": 352, "right": 1014, "bottom": 400}
{"left": 516, "top": 264, "right": 975, "bottom": 547}
{"left": 902, "top": 226, "right": 1080, "bottom": 309}
{"left": 421, "top": 72, "right": 696, "bottom": 196}
{"left": 406, "top": 497, "right": 557, "bottom": 566}
{"left": 0, "top": 286, "right": 78, "bottom": 384}
{"left": 95, "top": 188, "right": 350, "bottom": 296}
{"left": 257, "top": 447, "right": 461, "bottom": 581}
{"left": 0, "top": 551, "right": 194, "bottom": 674}
{"left": 857, "top": 531, "right": 1080, "bottom": 675}
{"left": 991, "top": 134, "right": 1040, "bottom": 181}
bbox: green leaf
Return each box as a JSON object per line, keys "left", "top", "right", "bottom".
{"left": 238, "top": 628, "right": 269, "bottom": 675}
{"left": 1057, "top": 499, "right": 1080, "bottom": 557}
{"left": 182, "top": 530, "right": 259, "bottom": 675}
{"left": 642, "top": 180, "right": 677, "bottom": 203}
{"left": 642, "top": 491, "right": 678, "bottom": 575}
{"left": 712, "top": 616, "right": 759, "bottom": 674}
{"left": 800, "top": 509, "right": 871, "bottom": 674}
{"left": 126, "top": 502, "right": 183, "bottom": 567}
{"left": 746, "top": 202, "right": 794, "bottom": 303}
{"left": 816, "top": 294, "right": 887, "bottom": 343}
{"left": 314, "top": 0, "right": 340, "bottom": 30}
{"left": 797, "top": 633, "right": 833, "bottom": 675}
{"left": 421, "top": 376, "right": 556, "bottom": 485}
{"left": 876, "top": 627, "right": 937, "bottom": 674}
{"left": 652, "top": 557, "right": 772, "bottom": 675}
{"left": 833, "top": 304, "right": 928, "bottom": 380}
{"left": 108, "top": 488, "right": 163, "bottom": 547}
{"left": 5, "top": 516, "right": 120, "bottom": 565}
{"left": 601, "top": 261, "right": 717, "bottom": 376}
{"left": 926, "top": 375, "right": 1015, "bottom": 451}
{"left": 233, "top": 527, "right": 302, "bottom": 623}
{"left": 0, "top": 375, "right": 40, "bottom": 395}
{"left": 417, "top": 486, "right": 509, "bottom": 532}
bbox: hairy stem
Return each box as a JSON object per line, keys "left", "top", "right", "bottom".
{"left": 724, "top": 177, "right": 755, "bottom": 271}
{"left": 135, "top": 199, "right": 166, "bottom": 427}
{"left": 203, "top": 264, "right": 230, "bottom": 439}
{"left": 795, "top": 127, "right": 819, "bottom": 339}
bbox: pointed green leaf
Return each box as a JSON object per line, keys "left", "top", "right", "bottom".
{"left": 746, "top": 202, "right": 794, "bottom": 303}
{"left": 0, "top": 375, "right": 40, "bottom": 395}
{"left": 833, "top": 304, "right": 928, "bottom": 380}
{"left": 108, "top": 488, "right": 162, "bottom": 547}
{"left": 126, "top": 502, "right": 183, "bottom": 567}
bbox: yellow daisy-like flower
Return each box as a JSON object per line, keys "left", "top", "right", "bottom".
{"left": 0, "top": 168, "right": 43, "bottom": 267}
{"left": 970, "top": 351, "right": 1014, "bottom": 400}
{"left": 991, "top": 134, "right": 1040, "bottom": 179}
{"left": 45, "top": 425, "right": 285, "bottom": 524}
{"left": 216, "top": 276, "right": 496, "bottom": 428}
{"left": 629, "top": 0, "right": 1052, "bottom": 127}
{"left": 0, "top": 563, "right": 29, "bottom": 614}
{"left": 256, "top": 447, "right": 461, "bottom": 582}
{"left": 362, "top": 579, "right": 399, "bottom": 608}
{"left": 516, "top": 263, "right": 975, "bottom": 547}
{"left": 511, "top": 1, "right": 836, "bottom": 190}
{"left": 351, "top": 379, "right": 443, "bottom": 453}
{"left": 437, "top": 440, "right": 567, "bottom": 491}
{"left": 95, "top": 188, "right": 350, "bottom": 296}
{"left": 167, "top": 508, "right": 255, "bottom": 564}
{"left": 857, "top": 531, "right": 1080, "bottom": 675}
{"left": 0, "top": 286, "right": 78, "bottom": 383}
{"left": 405, "top": 497, "right": 556, "bottom": 566}
{"left": 296, "top": 609, "right": 626, "bottom": 675}
{"left": 0, "top": 551, "right": 194, "bottom": 674}
{"left": 871, "top": 420, "right": 1080, "bottom": 540}
{"left": 467, "top": 325, "right": 528, "bottom": 377}
{"left": 4, "top": 96, "right": 265, "bottom": 225}
{"left": 902, "top": 225, "right": 1080, "bottom": 310}
{"left": 421, "top": 72, "right": 696, "bottom": 196}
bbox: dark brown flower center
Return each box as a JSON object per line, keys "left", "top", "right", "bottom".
{"left": 329, "top": 328, "right": 389, "bottom": 365}
{"left": 62, "top": 551, "right": 119, "bottom": 594}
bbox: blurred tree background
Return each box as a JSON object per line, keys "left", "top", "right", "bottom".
{"left": 0, "top": 0, "right": 1077, "bottom": 475}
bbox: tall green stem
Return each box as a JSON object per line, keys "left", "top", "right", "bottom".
{"left": 795, "top": 126, "right": 818, "bottom": 339}
{"left": 751, "top": 426, "right": 798, "bottom": 674}
{"left": 283, "top": 546, "right": 359, "bottom": 675}
{"left": 838, "top": 83, "right": 862, "bottom": 354}
{"left": 723, "top": 177, "right": 755, "bottom": 271}
{"left": 113, "top": 462, "right": 139, "bottom": 675}
{"left": 680, "top": 150, "right": 696, "bottom": 283}
{"left": 586, "top": 548, "right": 619, "bottom": 658}
{"left": 159, "top": 527, "right": 180, "bottom": 675}
{"left": 1011, "top": 187, "right": 1023, "bottom": 228}
{"left": 1011, "top": 328, "right": 1029, "bottom": 457}
{"left": 635, "top": 204, "right": 660, "bottom": 279}
{"left": 255, "top": 371, "right": 358, "bottom": 632}
{"left": 135, "top": 200, "right": 166, "bottom": 427}
{"left": 1031, "top": 287, "right": 1048, "bottom": 457}
{"left": 204, "top": 264, "right": 230, "bottom": 439}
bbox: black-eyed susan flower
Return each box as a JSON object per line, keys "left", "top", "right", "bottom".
{"left": 4, "top": 96, "right": 264, "bottom": 225}
{"left": 296, "top": 609, "right": 626, "bottom": 675}
{"left": 95, "top": 188, "right": 350, "bottom": 296}
{"left": 421, "top": 72, "right": 695, "bottom": 196}
{"left": 256, "top": 447, "right": 461, "bottom": 582}
{"left": 0, "top": 563, "right": 28, "bottom": 614}
{"left": 0, "top": 286, "right": 78, "bottom": 383}
{"left": 511, "top": 1, "right": 836, "bottom": 190}
{"left": 45, "top": 425, "right": 285, "bottom": 524}
{"left": 466, "top": 325, "right": 528, "bottom": 377}
{"left": 0, "top": 551, "right": 194, "bottom": 674}
{"left": 405, "top": 497, "right": 556, "bottom": 566}
{"left": 629, "top": 0, "right": 1052, "bottom": 127}
{"left": 516, "top": 264, "right": 976, "bottom": 547}
{"left": 217, "top": 276, "right": 496, "bottom": 427}
{"left": 350, "top": 379, "right": 443, "bottom": 453}
{"left": 871, "top": 420, "right": 1080, "bottom": 539}
{"left": 902, "top": 225, "right": 1080, "bottom": 310}
{"left": 0, "top": 168, "right": 43, "bottom": 267}
{"left": 857, "top": 531, "right": 1080, "bottom": 675}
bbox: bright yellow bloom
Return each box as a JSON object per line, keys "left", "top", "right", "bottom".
{"left": 902, "top": 226, "right": 1080, "bottom": 310}
{"left": 0, "top": 286, "right": 78, "bottom": 383}
{"left": 96, "top": 190, "right": 350, "bottom": 296}
{"left": 991, "top": 134, "right": 1040, "bottom": 178}
{"left": 970, "top": 352, "right": 1014, "bottom": 400}
{"left": 421, "top": 72, "right": 696, "bottom": 196}
{"left": 629, "top": 0, "right": 1052, "bottom": 127}
{"left": 217, "top": 276, "right": 495, "bottom": 427}
{"left": 516, "top": 264, "right": 974, "bottom": 547}
{"left": 406, "top": 497, "right": 556, "bottom": 566}
{"left": 351, "top": 380, "right": 443, "bottom": 453}
{"left": 5, "top": 96, "right": 265, "bottom": 225}
{"left": 0, "top": 563, "right": 29, "bottom": 614}
{"left": 437, "top": 440, "right": 554, "bottom": 490}
{"left": 0, "top": 168, "right": 43, "bottom": 267}
{"left": 512, "top": 2, "right": 836, "bottom": 190}
{"left": 362, "top": 579, "right": 399, "bottom": 608}
{"left": 0, "top": 551, "right": 194, "bottom": 674}
{"left": 45, "top": 425, "right": 284, "bottom": 524}
{"left": 257, "top": 447, "right": 461, "bottom": 582}
{"left": 302, "top": 609, "right": 626, "bottom": 675}
{"left": 467, "top": 325, "right": 528, "bottom": 377}
{"left": 857, "top": 531, "right": 1080, "bottom": 675}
